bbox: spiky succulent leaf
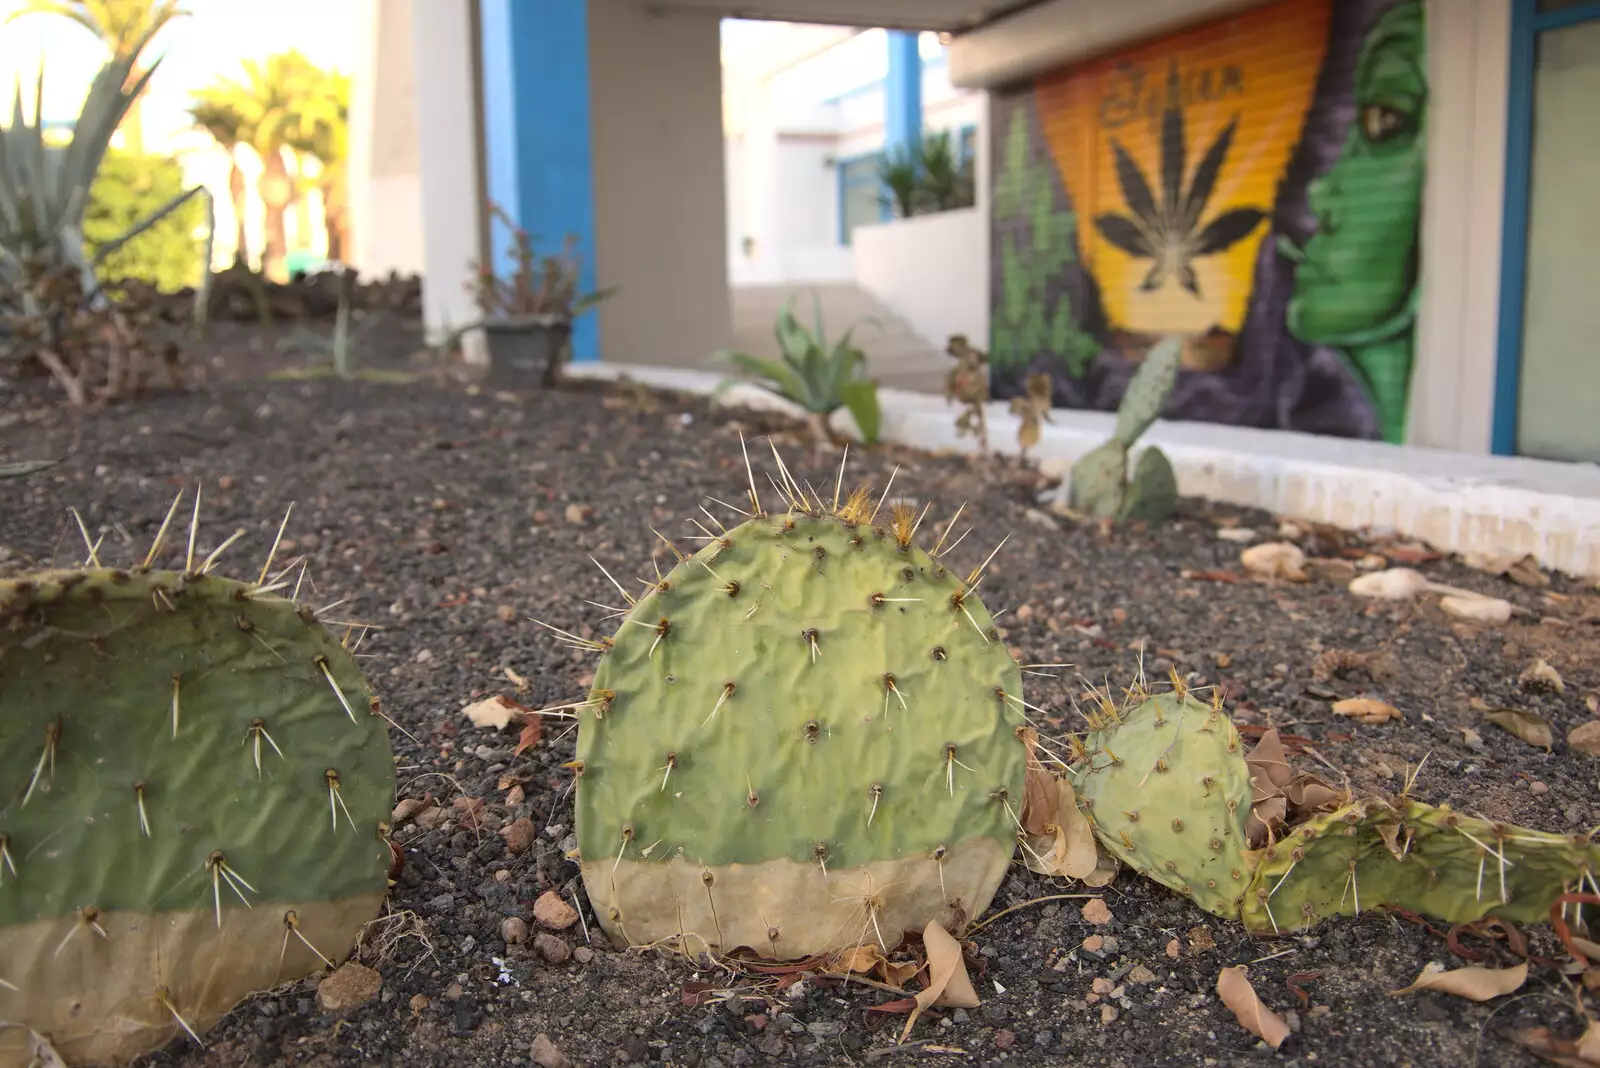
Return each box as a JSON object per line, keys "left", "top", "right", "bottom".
{"left": 1240, "top": 799, "right": 1600, "bottom": 936}
{"left": 1068, "top": 439, "right": 1128, "bottom": 519}
{"left": 1112, "top": 336, "right": 1181, "bottom": 447}
{"left": 1075, "top": 692, "right": 1254, "bottom": 918}
{"left": 1119, "top": 446, "right": 1178, "bottom": 521}
{"left": 574, "top": 501, "right": 1028, "bottom": 959}
{"left": 0, "top": 565, "right": 394, "bottom": 1065}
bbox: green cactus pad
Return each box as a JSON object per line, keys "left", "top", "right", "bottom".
{"left": 1074, "top": 691, "right": 1253, "bottom": 918}
{"left": 1119, "top": 446, "right": 1178, "bottom": 521}
{"left": 1068, "top": 440, "right": 1128, "bottom": 519}
{"left": 573, "top": 493, "right": 1029, "bottom": 959}
{"left": 1112, "top": 336, "right": 1181, "bottom": 447}
{"left": 0, "top": 566, "right": 394, "bottom": 1066}
{"left": 1240, "top": 798, "right": 1600, "bottom": 936}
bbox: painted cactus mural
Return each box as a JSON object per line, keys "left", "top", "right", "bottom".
{"left": 989, "top": 0, "right": 1426, "bottom": 444}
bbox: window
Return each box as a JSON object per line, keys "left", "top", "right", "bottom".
{"left": 838, "top": 152, "right": 884, "bottom": 245}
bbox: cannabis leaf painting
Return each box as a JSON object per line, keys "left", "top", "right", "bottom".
{"left": 1093, "top": 63, "right": 1267, "bottom": 300}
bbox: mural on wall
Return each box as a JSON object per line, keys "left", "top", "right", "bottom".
{"left": 989, "top": 0, "right": 1427, "bottom": 443}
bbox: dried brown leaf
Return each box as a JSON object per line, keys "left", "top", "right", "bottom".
{"left": 1511, "top": 1024, "right": 1600, "bottom": 1067}
{"left": 463, "top": 695, "right": 520, "bottom": 730}
{"left": 1569, "top": 721, "right": 1600, "bottom": 757}
{"left": 1521, "top": 659, "right": 1566, "bottom": 695}
{"left": 513, "top": 715, "right": 544, "bottom": 757}
{"left": 1484, "top": 708, "right": 1554, "bottom": 750}
{"left": 1217, "top": 966, "right": 1290, "bottom": 1049}
{"left": 900, "top": 922, "right": 980, "bottom": 1042}
{"left": 1390, "top": 961, "right": 1528, "bottom": 1000}
{"left": 1082, "top": 851, "right": 1120, "bottom": 888}
{"left": 1332, "top": 697, "right": 1401, "bottom": 725}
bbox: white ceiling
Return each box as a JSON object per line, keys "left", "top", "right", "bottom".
{"left": 645, "top": 0, "right": 1045, "bottom": 34}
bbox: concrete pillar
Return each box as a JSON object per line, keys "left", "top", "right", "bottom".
{"left": 479, "top": 0, "right": 601, "bottom": 363}
{"left": 409, "top": 0, "right": 483, "bottom": 348}
{"left": 884, "top": 30, "right": 923, "bottom": 159}
{"left": 589, "top": 3, "right": 730, "bottom": 366}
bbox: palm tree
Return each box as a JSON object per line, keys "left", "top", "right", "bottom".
{"left": 187, "top": 95, "right": 251, "bottom": 267}
{"left": 5, "top": 0, "right": 188, "bottom": 154}
{"left": 189, "top": 52, "right": 311, "bottom": 282}
{"left": 283, "top": 64, "right": 351, "bottom": 262}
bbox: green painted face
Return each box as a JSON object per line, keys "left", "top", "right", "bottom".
{"left": 1287, "top": 2, "right": 1426, "bottom": 345}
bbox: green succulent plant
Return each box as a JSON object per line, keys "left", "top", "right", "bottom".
{"left": 1068, "top": 335, "right": 1182, "bottom": 521}
{"left": 713, "top": 290, "right": 883, "bottom": 446}
{"left": 0, "top": 494, "right": 396, "bottom": 1065}
{"left": 539, "top": 446, "right": 1028, "bottom": 959}
{"left": 1068, "top": 680, "right": 1600, "bottom": 939}
{"left": 1093, "top": 61, "right": 1267, "bottom": 299}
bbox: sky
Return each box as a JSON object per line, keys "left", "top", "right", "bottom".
{"left": 0, "top": 0, "right": 360, "bottom": 142}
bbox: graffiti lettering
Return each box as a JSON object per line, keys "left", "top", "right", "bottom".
{"left": 1098, "top": 61, "right": 1245, "bottom": 136}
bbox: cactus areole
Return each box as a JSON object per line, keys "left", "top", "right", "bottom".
{"left": 0, "top": 565, "right": 394, "bottom": 1067}
{"left": 572, "top": 467, "right": 1029, "bottom": 959}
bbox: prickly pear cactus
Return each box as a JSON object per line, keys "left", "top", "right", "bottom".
{"left": 0, "top": 521, "right": 394, "bottom": 1066}
{"left": 1120, "top": 445, "right": 1178, "bottom": 521}
{"left": 1112, "top": 336, "right": 1181, "bottom": 447}
{"left": 1067, "top": 440, "right": 1127, "bottom": 519}
{"left": 1241, "top": 798, "right": 1600, "bottom": 936}
{"left": 569, "top": 459, "right": 1029, "bottom": 960}
{"left": 1074, "top": 690, "right": 1254, "bottom": 918}
{"left": 1067, "top": 335, "right": 1182, "bottom": 520}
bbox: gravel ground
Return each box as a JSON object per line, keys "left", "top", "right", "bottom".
{"left": 4, "top": 354, "right": 1600, "bottom": 1068}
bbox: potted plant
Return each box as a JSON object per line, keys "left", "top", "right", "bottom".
{"left": 467, "top": 203, "right": 616, "bottom": 387}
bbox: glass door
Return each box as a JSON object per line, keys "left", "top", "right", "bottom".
{"left": 1496, "top": 1, "right": 1600, "bottom": 461}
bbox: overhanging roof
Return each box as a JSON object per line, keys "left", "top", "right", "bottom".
{"left": 647, "top": 0, "right": 1047, "bottom": 34}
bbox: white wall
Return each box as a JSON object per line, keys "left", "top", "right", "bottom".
{"left": 349, "top": 0, "right": 427, "bottom": 281}
{"left": 409, "top": 0, "right": 482, "bottom": 343}
{"left": 591, "top": 2, "right": 731, "bottom": 366}
{"left": 853, "top": 207, "right": 987, "bottom": 348}
{"left": 1410, "top": 0, "right": 1511, "bottom": 454}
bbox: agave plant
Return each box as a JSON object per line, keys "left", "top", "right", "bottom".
{"left": 713, "top": 289, "right": 882, "bottom": 448}
{"left": 1093, "top": 61, "right": 1266, "bottom": 299}
{"left": 0, "top": 28, "right": 160, "bottom": 293}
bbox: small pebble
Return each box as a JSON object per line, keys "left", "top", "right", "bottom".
{"left": 1531, "top": 781, "right": 1550, "bottom": 796}
{"left": 573, "top": 946, "right": 595, "bottom": 964}
{"left": 501, "top": 917, "right": 529, "bottom": 945}
{"left": 534, "top": 932, "right": 571, "bottom": 964}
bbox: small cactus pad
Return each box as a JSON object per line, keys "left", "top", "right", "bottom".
{"left": 0, "top": 566, "right": 394, "bottom": 1066}
{"left": 1111, "top": 335, "right": 1181, "bottom": 447}
{"left": 1068, "top": 440, "right": 1128, "bottom": 519}
{"left": 1240, "top": 798, "right": 1600, "bottom": 936}
{"left": 1074, "top": 691, "right": 1253, "bottom": 918}
{"left": 1119, "top": 446, "right": 1178, "bottom": 521}
{"left": 573, "top": 474, "right": 1028, "bottom": 959}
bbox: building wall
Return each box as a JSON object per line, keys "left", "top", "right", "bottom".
{"left": 590, "top": 2, "right": 731, "bottom": 366}
{"left": 985, "top": 0, "right": 1430, "bottom": 446}
{"left": 349, "top": 0, "right": 426, "bottom": 280}
{"left": 1409, "top": 0, "right": 1510, "bottom": 455}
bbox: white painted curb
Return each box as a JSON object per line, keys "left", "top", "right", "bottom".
{"left": 565, "top": 362, "right": 1600, "bottom": 581}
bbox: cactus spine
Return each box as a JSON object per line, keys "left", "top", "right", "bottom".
{"left": 0, "top": 499, "right": 395, "bottom": 1067}
{"left": 1068, "top": 336, "right": 1181, "bottom": 521}
{"left": 564, "top": 446, "right": 1030, "bottom": 959}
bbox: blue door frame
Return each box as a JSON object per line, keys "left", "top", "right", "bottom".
{"left": 1492, "top": 0, "right": 1600, "bottom": 454}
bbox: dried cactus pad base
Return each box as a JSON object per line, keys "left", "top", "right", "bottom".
{"left": 576, "top": 511, "right": 1029, "bottom": 959}
{"left": 0, "top": 569, "right": 394, "bottom": 1067}
{"left": 1075, "top": 692, "right": 1254, "bottom": 919}
{"left": 1241, "top": 798, "right": 1600, "bottom": 936}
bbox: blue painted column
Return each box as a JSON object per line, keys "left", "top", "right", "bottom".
{"left": 884, "top": 30, "right": 923, "bottom": 158}
{"left": 882, "top": 30, "right": 923, "bottom": 220}
{"left": 478, "top": 0, "right": 601, "bottom": 363}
